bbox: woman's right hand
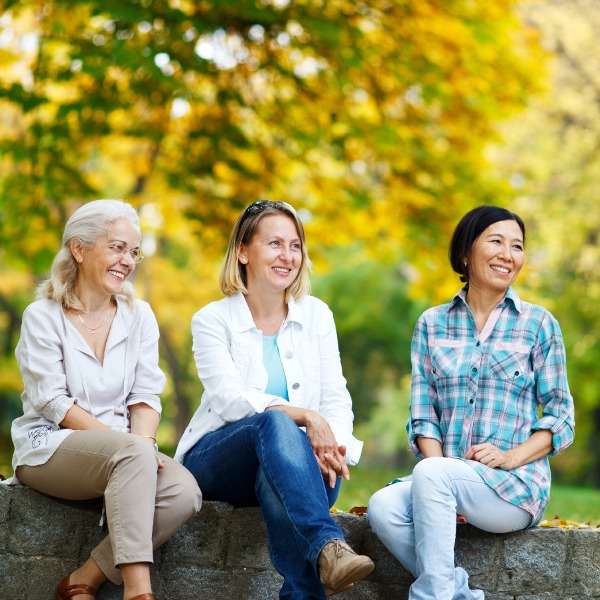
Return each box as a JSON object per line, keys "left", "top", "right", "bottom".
{"left": 59, "top": 403, "right": 112, "bottom": 431}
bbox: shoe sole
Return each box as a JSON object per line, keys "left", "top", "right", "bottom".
{"left": 325, "top": 582, "right": 354, "bottom": 596}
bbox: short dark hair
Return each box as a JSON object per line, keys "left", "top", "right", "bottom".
{"left": 449, "top": 205, "right": 526, "bottom": 283}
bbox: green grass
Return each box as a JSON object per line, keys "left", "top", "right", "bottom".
{"left": 544, "top": 485, "right": 600, "bottom": 526}
{"left": 337, "top": 463, "right": 600, "bottom": 526}
{"left": 336, "top": 465, "right": 401, "bottom": 512}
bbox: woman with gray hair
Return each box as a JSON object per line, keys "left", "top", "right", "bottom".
{"left": 7, "top": 200, "right": 202, "bottom": 600}
{"left": 176, "top": 200, "right": 374, "bottom": 599}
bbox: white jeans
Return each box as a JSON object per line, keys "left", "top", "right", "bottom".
{"left": 367, "top": 457, "right": 532, "bottom": 600}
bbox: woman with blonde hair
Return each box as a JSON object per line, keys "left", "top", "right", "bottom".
{"left": 176, "top": 200, "right": 374, "bottom": 599}
{"left": 8, "top": 200, "right": 202, "bottom": 600}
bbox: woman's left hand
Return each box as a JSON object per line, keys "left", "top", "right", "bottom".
{"left": 464, "top": 443, "right": 516, "bottom": 470}
{"left": 465, "top": 430, "right": 553, "bottom": 471}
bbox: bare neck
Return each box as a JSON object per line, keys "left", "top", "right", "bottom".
{"left": 73, "top": 287, "right": 114, "bottom": 316}
{"left": 244, "top": 290, "right": 288, "bottom": 336}
{"left": 465, "top": 286, "right": 506, "bottom": 332}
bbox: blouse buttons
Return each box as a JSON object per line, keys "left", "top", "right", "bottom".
{"left": 514, "top": 371, "right": 520, "bottom": 377}
{"left": 469, "top": 398, "right": 474, "bottom": 404}
{"left": 292, "top": 382, "right": 300, "bottom": 390}
{"left": 285, "top": 350, "right": 293, "bottom": 359}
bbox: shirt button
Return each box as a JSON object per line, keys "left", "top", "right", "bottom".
{"left": 514, "top": 371, "right": 520, "bottom": 377}
{"left": 208, "top": 408, "right": 211, "bottom": 413}
{"left": 188, "top": 427, "right": 192, "bottom": 433}
{"left": 469, "top": 398, "right": 474, "bottom": 404}
{"left": 285, "top": 350, "right": 293, "bottom": 359}
{"left": 476, "top": 341, "right": 480, "bottom": 347}
{"left": 472, "top": 367, "right": 478, "bottom": 373}
{"left": 292, "top": 382, "right": 300, "bottom": 390}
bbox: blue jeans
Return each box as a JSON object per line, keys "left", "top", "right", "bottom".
{"left": 368, "top": 457, "right": 532, "bottom": 600}
{"left": 183, "top": 410, "right": 344, "bottom": 599}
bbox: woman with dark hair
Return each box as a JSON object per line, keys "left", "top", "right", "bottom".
{"left": 7, "top": 200, "right": 202, "bottom": 600}
{"left": 176, "top": 200, "right": 374, "bottom": 599}
{"left": 368, "top": 205, "right": 574, "bottom": 600}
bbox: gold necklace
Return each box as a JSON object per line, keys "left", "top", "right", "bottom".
{"left": 77, "top": 307, "right": 112, "bottom": 334}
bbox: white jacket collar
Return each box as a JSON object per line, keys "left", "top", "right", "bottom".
{"left": 229, "top": 291, "right": 305, "bottom": 332}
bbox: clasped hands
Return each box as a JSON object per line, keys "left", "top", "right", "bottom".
{"left": 464, "top": 442, "right": 515, "bottom": 470}
{"left": 304, "top": 410, "right": 350, "bottom": 488}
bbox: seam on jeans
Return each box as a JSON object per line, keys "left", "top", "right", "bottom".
{"left": 109, "top": 458, "right": 125, "bottom": 565}
{"left": 255, "top": 422, "right": 338, "bottom": 566}
{"left": 511, "top": 512, "right": 533, "bottom": 531}
{"left": 256, "top": 425, "right": 315, "bottom": 560}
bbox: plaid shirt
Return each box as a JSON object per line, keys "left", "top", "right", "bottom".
{"left": 408, "top": 287, "right": 574, "bottom": 524}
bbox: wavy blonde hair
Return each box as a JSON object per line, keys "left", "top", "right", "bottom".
{"left": 219, "top": 200, "right": 312, "bottom": 302}
{"left": 37, "top": 200, "right": 140, "bottom": 310}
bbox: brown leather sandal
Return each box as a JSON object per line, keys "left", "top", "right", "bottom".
{"left": 129, "top": 595, "right": 154, "bottom": 600}
{"left": 55, "top": 574, "right": 97, "bottom": 599}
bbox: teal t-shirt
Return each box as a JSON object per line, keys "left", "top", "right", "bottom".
{"left": 262, "top": 334, "right": 288, "bottom": 401}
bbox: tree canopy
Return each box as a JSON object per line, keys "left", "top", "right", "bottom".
{"left": 0, "top": 0, "right": 557, "bottom": 471}
{"left": 490, "top": 0, "right": 600, "bottom": 484}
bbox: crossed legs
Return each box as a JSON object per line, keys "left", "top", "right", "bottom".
{"left": 17, "top": 430, "right": 202, "bottom": 599}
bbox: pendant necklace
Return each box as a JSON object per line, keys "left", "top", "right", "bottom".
{"left": 78, "top": 307, "right": 112, "bottom": 334}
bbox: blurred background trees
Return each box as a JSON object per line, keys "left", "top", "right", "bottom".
{"left": 0, "top": 0, "right": 596, "bottom": 486}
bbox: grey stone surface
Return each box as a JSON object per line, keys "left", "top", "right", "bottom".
{"left": 563, "top": 528, "right": 600, "bottom": 597}
{"left": 1, "top": 484, "right": 600, "bottom": 599}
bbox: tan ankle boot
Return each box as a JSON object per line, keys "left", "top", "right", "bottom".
{"left": 318, "top": 539, "right": 374, "bottom": 596}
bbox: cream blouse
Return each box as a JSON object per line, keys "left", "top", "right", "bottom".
{"left": 8, "top": 296, "right": 165, "bottom": 483}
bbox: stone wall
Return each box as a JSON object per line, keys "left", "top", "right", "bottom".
{"left": 1, "top": 484, "right": 600, "bottom": 599}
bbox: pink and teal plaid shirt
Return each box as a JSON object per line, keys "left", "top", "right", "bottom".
{"left": 408, "top": 287, "right": 575, "bottom": 524}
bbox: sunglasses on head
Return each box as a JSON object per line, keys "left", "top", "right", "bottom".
{"left": 242, "top": 200, "right": 287, "bottom": 219}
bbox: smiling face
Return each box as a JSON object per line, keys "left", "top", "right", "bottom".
{"left": 238, "top": 214, "right": 302, "bottom": 295}
{"left": 74, "top": 218, "right": 141, "bottom": 299}
{"left": 466, "top": 219, "right": 525, "bottom": 294}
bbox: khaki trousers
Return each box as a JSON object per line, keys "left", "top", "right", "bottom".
{"left": 17, "top": 430, "right": 202, "bottom": 584}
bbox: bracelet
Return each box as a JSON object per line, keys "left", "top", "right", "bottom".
{"left": 140, "top": 435, "right": 156, "bottom": 443}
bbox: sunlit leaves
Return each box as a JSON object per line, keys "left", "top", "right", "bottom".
{"left": 0, "top": 0, "right": 546, "bottom": 447}
{"left": 489, "top": 0, "right": 600, "bottom": 484}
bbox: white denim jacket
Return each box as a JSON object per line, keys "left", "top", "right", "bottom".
{"left": 175, "top": 292, "right": 363, "bottom": 465}
{"left": 7, "top": 297, "right": 165, "bottom": 483}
